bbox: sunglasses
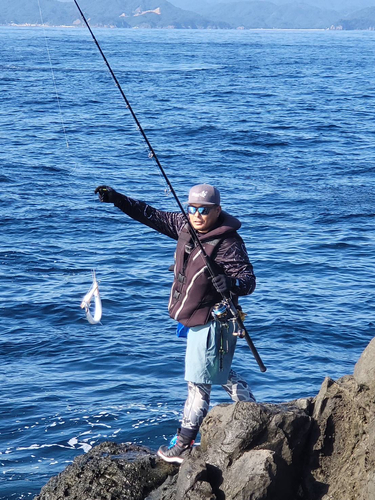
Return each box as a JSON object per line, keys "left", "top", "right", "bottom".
{"left": 187, "top": 206, "right": 213, "bottom": 216}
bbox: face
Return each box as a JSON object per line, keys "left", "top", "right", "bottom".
{"left": 188, "top": 204, "right": 221, "bottom": 233}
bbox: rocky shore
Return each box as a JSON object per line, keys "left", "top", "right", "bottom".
{"left": 34, "top": 338, "right": 375, "bottom": 500}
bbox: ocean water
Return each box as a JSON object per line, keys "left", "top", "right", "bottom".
{"left": 0, "top": 25, "right": 374, "bottom": 499}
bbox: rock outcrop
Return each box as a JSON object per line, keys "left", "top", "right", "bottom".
{"left": 148, "top": 400, "right": 312, "bottom": 500}
{"left": 34, "top": 442, "right": 178, "bottom": 500}
{"left": 302, "top": 337, "right": 375, "bottom": 500}
{"left": 34, "top": 338, "right": 375, "bottom": 500}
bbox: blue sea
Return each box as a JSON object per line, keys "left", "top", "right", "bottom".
{"left": 1, "top": 25, "right": 374, "bottom": 499}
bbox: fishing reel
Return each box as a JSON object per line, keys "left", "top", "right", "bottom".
{"left": 232, "top": 328, "right": 245, "bottom": 338}
{"left": 211, "top": 301, "right": 245, "bottom": 338}
{"left": 211, "top": 301, "right": 230, "bottom": 322}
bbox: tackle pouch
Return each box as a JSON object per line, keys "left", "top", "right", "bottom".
{"left": 176, "top": 322, "right": 189, "bottom": 338}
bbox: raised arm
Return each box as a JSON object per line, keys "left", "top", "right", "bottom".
{"left": 95, "top": 186, "right": 185, "bottom": 240}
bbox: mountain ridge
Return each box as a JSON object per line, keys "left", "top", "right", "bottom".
{"left": 0, "top": 0, "right": 229, "bottom": 28}
{"left": 1, "top": 0, "right": 375, "bottom": 29}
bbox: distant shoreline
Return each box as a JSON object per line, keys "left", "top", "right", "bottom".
{"left": 0, "top": 23, "right": 350, "bottom": 31}
{"left": 2, "top": 23, "right": 375, "bottom": 31}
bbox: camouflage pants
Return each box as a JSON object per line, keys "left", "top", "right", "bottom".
{"left": 181, "top": 369, "right": 255, "bottom": 432}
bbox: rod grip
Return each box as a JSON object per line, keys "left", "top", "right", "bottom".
{"left": 229, "top": 300, "right": 267, "bottom": 373}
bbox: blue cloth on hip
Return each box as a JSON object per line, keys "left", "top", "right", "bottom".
{"left": 176, "top": 322, "right": 189, "bottom": 338}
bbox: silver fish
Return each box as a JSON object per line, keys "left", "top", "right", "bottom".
{"left": 80, "top": 270, "right": 102, "bottom": 325}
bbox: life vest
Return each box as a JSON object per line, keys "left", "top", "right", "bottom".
{"left": 168, "top": 223, "right": 231, "bottom": 327}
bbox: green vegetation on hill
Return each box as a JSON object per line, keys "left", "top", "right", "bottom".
{"left": 338, "top": 6, "right": 375, "bottom": 29}
{"left": 0, "top": 0, "right": 229, "bottom": 28}
{"left": 1, "top": 0, "right": 375, "bottom": 29}
{"left": 1, "top": 0, "right": 76, "bottom": 25}
{"left": 198, "top": 1, "right": 340, "bottom": 29}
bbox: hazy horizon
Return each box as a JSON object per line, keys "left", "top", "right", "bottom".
{"left": 55, "top": 0, "right": 375, "bottom": 7}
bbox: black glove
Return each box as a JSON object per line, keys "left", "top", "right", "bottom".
{"left": 212, "top": 274, "right": 235, "bottom": 294}
{"left": 94, "top": 185, "right": 117, "bottom": 203}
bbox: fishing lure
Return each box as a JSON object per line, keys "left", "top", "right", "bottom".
{"left": 80, "top": 270, "right": 102, "bottom": 324}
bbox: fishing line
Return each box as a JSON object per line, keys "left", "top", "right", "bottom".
{"left": 73, "top": 0, "right": 211, "bottom": 257}
{"left": 74, "top": 0, "right": 266, "bottom": 368}
{"left": 37, "top": 0, "right": 69, "bottom": 149}
{"left": 73, "top": 1, "right": 188, "bottom": 215}
{"left": 38, "top": 0, "right": 102, "bottom": 324}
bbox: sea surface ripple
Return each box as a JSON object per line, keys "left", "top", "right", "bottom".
{"left": 0, "top": 26, "right": 374, "bottom": 499}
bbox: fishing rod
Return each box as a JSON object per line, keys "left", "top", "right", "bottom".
{"left": 73, "top": 0, "right": 266, "bottom": 372}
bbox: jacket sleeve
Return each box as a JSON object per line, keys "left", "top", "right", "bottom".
{"left": 112, "top": 192, "right": 185, "bottom": 241}
{"left": 214, "top": 235, "right": 256, "bottom": 296}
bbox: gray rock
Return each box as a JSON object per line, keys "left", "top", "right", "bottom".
{"left": 354, "top": 337, "right": 375, "bottom": 388}
{"left": 173, "top": 401, "right": 312, "bottom": 500}
{"left": 200, "top": 401, "right": 311, "bottom": 468}
{"left": 176, "top": 456, "right": 211, "bottom": 500}
{"left": 34, "top": 337, "right": 375, "bottom": 500}
{"left": 34, "top": 442, "right": 176, "bottom": 500}
{"left": 145, "top": 473, "right": 179, "bottom": 500}
{"left": 220, "top": 449, "right": 279, "bottom": 500}
{"left": 302, "top": 374, "right": 375, "bottom": 500}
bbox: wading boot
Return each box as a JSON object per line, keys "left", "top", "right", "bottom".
{"left": 157, "top": 429, "right": 194, "bottom": 464}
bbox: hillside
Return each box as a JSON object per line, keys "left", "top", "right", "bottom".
{"left": 0, "top": 0, "right": 229, "bottom": 28}
{"left": 197, "top": 1, "right": 341, "bottom": 29}
{"left": 171, "top": 0, "right": 375, "bottom": 17}
{"left": 1, "top": 0, "right": 375, "bottom": 29}
{"left": 71, "top": 0, "right": 228, "bottom": 28}
{"left": 0, "top": 0, "right": 76, "bottom": 25}
{"left": 337, "top": 6, "right": 375, "bottom": 29}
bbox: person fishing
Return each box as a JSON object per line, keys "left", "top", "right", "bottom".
{"left": 95, "top": 183, "right": 256, "bottom": 464}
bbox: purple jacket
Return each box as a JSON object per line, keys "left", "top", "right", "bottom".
{"left": 113, "top": 193, "right": 256, "bottom": 327}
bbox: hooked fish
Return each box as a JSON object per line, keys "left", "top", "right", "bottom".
{"left": 80, "top": 270, "right": 102, "bottom": 324}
